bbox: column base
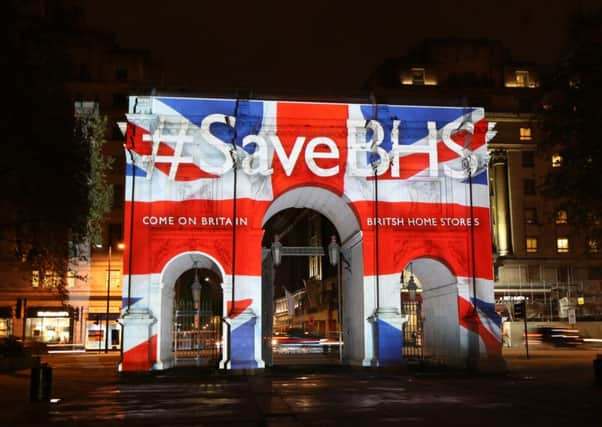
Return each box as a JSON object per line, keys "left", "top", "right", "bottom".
{"left": 368, "top": 307, "right": 407, "bottom": 367}
{"left": 221, "top": 308, "right": 264, "bottom": 370}
{"left": 119, "top": 310, "right": 156, "bottom": 372}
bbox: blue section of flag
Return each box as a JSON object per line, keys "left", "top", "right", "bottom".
{"left": 376, "top": 318, "right": 402, "bottom": 366}
{"left": 122, "top": 297, "right": 143, "bottom": 308}
{"left": 359, "top": 105, "right": 474, "bottom": 152}
{"left": 463, "top": 169, "right": 488, "bottom": 185}
{"left": 359, "top": 105, "right": 474, "bottom": 166}
{"left": 126, "top": 163, "right": 147, "bottom": 177}
{"left": 230, "top": 317, "right": 257, "bottom": 369}
{"left": 472, "top": 297, "right": 501, "bottom": 327}
{"left": 156, "top": 97, "right": 265, "bottom": 154}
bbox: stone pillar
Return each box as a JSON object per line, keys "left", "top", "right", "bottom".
{"left": 491, "top": 150, "right": 512, "bottom": 256}
{"left": 221, "top": 308, "right": 261, "bottom": 369}
{"left": 119, "top": 310, "right": 156, "bottom": 372}
{"left": 368, "top": 307, "right": 406, "bottom": 367}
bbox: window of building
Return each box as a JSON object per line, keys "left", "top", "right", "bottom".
{"left": 588, "top": 239, "right": 599, "bottom": 254}
{"left": 32, "top": 270, "right": 40, "bottom": 287}
{"left": 527, "top": 265, "right": 540, "bottom": 282}
{"left": 555, "top": 209, "right": 568, "bottom": 224}
{"left": 552, "top": 153, "right": 563, "bottom": 168}
{"left": 521, "top": 151, "right": 535, "bottom": 167}
{"left": 113, "top": 184, "right": 124, "bottom": 208}
{"left": 589, "top": 267, "right": 602, "bottom": 279}
{"left": 113, "top": 93, "right": 127, "bottom": 108}
{"left": 526, "top": 237, "right": 538, "bottom": 253}
{"left": 523, "top": 178, "right": 536, "bottom": 195}
{"left": 79, "top": 64, "right": 90, "bottom": 81}
{"left": 524, "top": 208, "right": 537, "bottom": 224}
{"left": 556, "top": 237, "right": 570, "bottom": 253}
{"left": 115, "top": 67, "right": 128, "bottom": 81}
{"left": 67, "top": 272, "right": 76, "bottom": 288}
{"left": 411, "top": 68, "right": 425, "bottom": 85}
{"left": 515, "top": 70, "right": 530, "bottom": 87}
{"left": 519, "top": 127, "right": 532, "bottom": 141}
{"left": 108, "top": 223, "right": 123, "bottom": 248}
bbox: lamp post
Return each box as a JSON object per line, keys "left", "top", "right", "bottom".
{"left": 105, "top": 243, "right": 124, "bottom": 353}
{"left": 327, "top": 235, "right": 342, "bottom": 362}
{"left": 406, "top": 275, "right": 417, "bottom": 302}
{"left": 190, "top": 265, "right": 202, "bottom": 364}
{"left": 271, "top": 234, "right": 282, "bottom": 267}
{"left": 191, "top": 268, "right": 202, "bottom": 326}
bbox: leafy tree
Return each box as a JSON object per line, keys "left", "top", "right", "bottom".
{"left": 74, "top": 104, "right": 114, "bottom": 248}
{"left": 538, "top": 10, "right": 602, "bottom": 247}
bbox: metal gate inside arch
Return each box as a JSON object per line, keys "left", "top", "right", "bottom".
{"left": 173, "top": 299, "right": 221, "bottom": 366}
{"left": 119, "top": 95, "right": 503, "bottom": 372}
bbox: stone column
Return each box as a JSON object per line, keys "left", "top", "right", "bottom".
{"left": 368, "top": 307, "right": 407, "bottom": 367}
{"left": 119, "top": 310, "right": 156, "bottom": 372}
{"left": 491, "top": 150, "right": 512, "bottom": 256}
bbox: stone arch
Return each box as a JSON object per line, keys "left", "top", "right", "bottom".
{"left": 262, "top": 186, "right": 361, "bottom": 243}
{"left": 403, "top": 257, "right": 464, "bottom": 367}
{"left": 154, "top": 251, "right": 226, "bottom": 369}
{"left": 261, "top": 186, "right": 366, "bottom": 365}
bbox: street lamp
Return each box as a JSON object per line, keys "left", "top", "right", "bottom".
{"left": 271, "top": 234, "right": 282, "bottom": 267}
{"left": 328, "top": 235, "right": 339, "bottom": 266}
{"left": 190, "top": 264, "right": 202, "bottom": 363}
{"left": 105, "top": 243, "right": 124, "bottom": 353}
{"left": 327, "top": 235, "right": 343, "bottom": 361}
{"left": 406, "top": 275, "right": 417, "bottom": 302}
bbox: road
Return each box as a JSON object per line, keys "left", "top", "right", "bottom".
{"left": 1, "top": 348, "right": 601, "bottom": 426}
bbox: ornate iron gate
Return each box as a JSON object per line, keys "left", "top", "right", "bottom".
{"left": 173, "top": 300, "right": 221, "bottom": 366}
{"left": 402, "top": 301, "right": 423, "bottom": 360}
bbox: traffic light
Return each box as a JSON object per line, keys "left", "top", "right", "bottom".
{"left": 74, "top": 307, "right": 80, "bottom": 321}
{"left": 514, "top": 301, "right": 525, "bottom": 319}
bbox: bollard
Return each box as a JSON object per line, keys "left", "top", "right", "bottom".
{"left": 30, "top": 363, "right": 52, "bottom": 402}
{"left": 594, "top": 354, "right": 602, "bottom": 387}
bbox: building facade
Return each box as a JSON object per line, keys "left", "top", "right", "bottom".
{"left": 0, "top": 1, "right": 160, "bottom": 348}
{"left": 367, "top": 38, "right": 602, "bottom": 324}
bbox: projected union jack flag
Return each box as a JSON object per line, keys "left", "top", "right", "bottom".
{"left": 120, "top": 96, "right": 500, "bottom": 371}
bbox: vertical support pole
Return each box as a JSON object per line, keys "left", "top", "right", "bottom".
{"left": 105, "top": 246, "right": 111, "bottom": 353}
{"left": 523, "top": 301, "right": 529, "bottom": 359}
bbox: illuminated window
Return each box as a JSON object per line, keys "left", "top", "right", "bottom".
{"left": 555, "top": 210, "right": 568, "bottom": 224}
{"left": 552, "top": 153, "right": 563, "bottom": 168}
{"left": 524, "top": 208, "right": 537, "bottom": 224}
{"left": 411, "top": 68, "right": 425, "bottom": 85}
{"left": 588, "top": 239, "right": 599, "bottom": 254}
{"left": 527, "top": 265, "right": 540, "bottom": 282}
{"left": 67, "top": 273, "right": 76, "bottom": 288}
{"left": 32, "top": 270, "right": 40, "bottom": 288}
{"left": 521, "top": 151, "right": 535, "bottom": 167}
{"left": 556, "top": 237, "right": 570, "bottom": 253}
{"left": 519, "top": 128, "right": 532, "bottom": 140}
{"left": 526, "top": 237, "right": 538, "bottom": 253}
{"left": 515, "top": 70, "right": 530, "bottom": 87}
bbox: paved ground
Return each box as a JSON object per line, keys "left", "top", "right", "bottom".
{"left": 1, "top": 348, "right": 601, "bottom": 426}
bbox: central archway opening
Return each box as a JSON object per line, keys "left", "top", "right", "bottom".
{"left": 263, "top": 207, "right": 342, "bottom": 365}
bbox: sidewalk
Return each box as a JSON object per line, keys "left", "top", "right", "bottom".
{"left": 2, "top": 350, "right": 601, "bottom": 427}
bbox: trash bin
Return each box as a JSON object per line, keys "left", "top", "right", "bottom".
{"left": 594, "top": 354, "right": 602, "bottom": 387}
{"left": 30, "top": 363, "right": 52, "bottom": 402}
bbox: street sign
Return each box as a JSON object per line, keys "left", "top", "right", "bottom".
{"left": 568, "top": 308, "right": 576, "bottom": 325}
{"left": 514, "top": 301, "right": 525, "bottom": 319}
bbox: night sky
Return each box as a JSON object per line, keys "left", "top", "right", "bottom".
{"left": 84, "top": 1, "right": 602, "bottom": 92}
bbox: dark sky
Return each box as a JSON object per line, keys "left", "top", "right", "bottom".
{"left": 84, "top": 0, "right": 602, "bottom": 92}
